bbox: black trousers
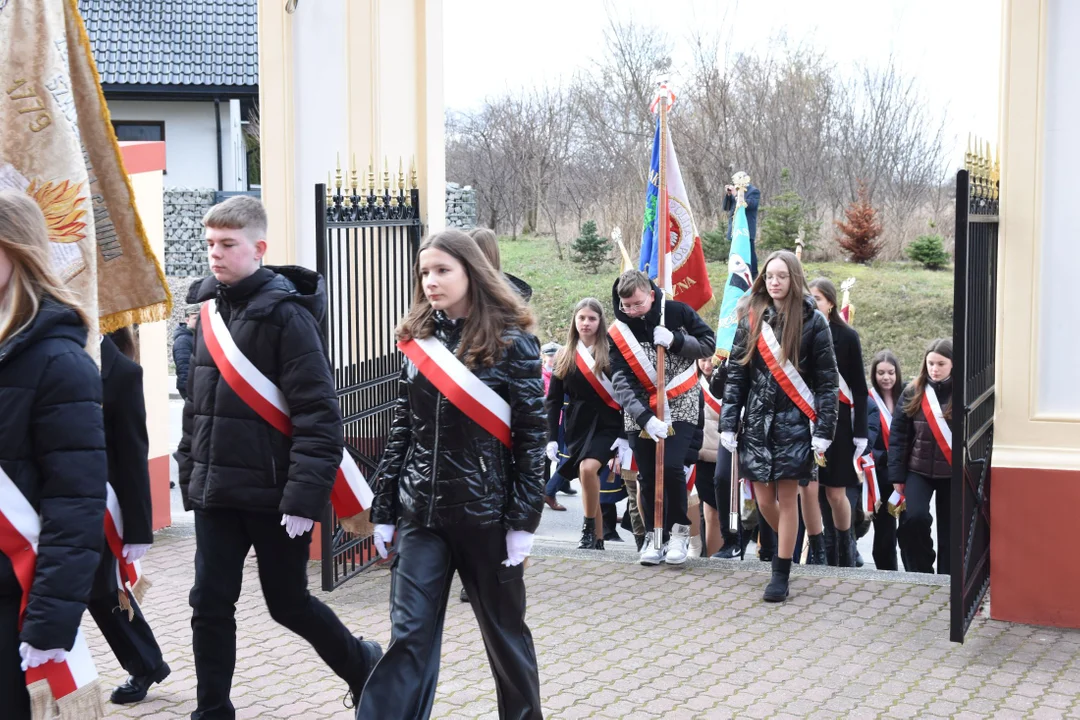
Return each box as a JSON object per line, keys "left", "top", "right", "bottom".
{"left": 358, "top": 520, "right": 541, "bottom": 720}
{"left": 88, "top": 594, "right": 164, "bottom": 679}
{"left": 1, "top": 595, "right": 30, "bottom": 720}
{"left": 896, "top": 472, "right": 951, "bottom": 575}
{"left": 190, "top": 509, "right": 367, "bottom": 720}
{"left": 628, "top": 421, "right": 694, "bottom": 542}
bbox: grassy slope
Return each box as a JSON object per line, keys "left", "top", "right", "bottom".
{"left": 501, "top": 236, "right": 953, "bottom": 378}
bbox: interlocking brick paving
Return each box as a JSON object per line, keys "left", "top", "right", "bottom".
{"left": 88, "top": 527, "right": 1080, "bottom": 719}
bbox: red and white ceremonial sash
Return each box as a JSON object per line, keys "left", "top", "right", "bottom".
{"left": 700, "top": 376, "right": 722, "bottom": 415}
{"left": 397, "top": 335, "right": 513, "bottom": 448}
{"left": 608, "top": 320, "right": 697, "bottom": 415}
{"left": 921, "top": 387, "right": 953, "bottom": 466}
{"left": 575, "top": 343, "right": 620, "bottom": 411}
{"left": 104, "top": 483, "right": 147, "bottom": 607}
{"left": 684, "top": 464, "right": 697, "bottom": 491}
{"left": 0, "top": 466, "right": 100, "bottom": 711}
{"left": 756, "top": 319, "right": 817, "bottom": 423}
{"left": 201, "top": 303, "right": 375, "bottom": 517}
{"left": 857, "top": 455, "right": 878, "bottom": 514}
{"left": 869, "top": 386, "right": 891, "bottom": 450}
{"left": 838, "top": 373, "right": 853, "bottom": 407}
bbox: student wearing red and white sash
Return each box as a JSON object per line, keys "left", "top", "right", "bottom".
{"left": 0, "top": 191, "right": 108, "bottom": 719}
{"left": 888, "top": 339, "right": 953, "bottom": 575}
{"left": 694, "top": 355, "right": 727, "bottom": 558}
{"left": 720, "top": 251, "right": 839, "bottom": 602}
{"left": 87, "top": 329, "right": 169, "bottom": 705}
{"left": 546, "top": 298, "right": 623, "bottom": 550}
{"left": 175, "top": 197, "right": 381, "bottom": 716}
{"left": 607, "top": 271, "right": 716, "bottom": 567}
{"left": 865, "top": 350, "right": 904, "bottom": 571}
{"left": 803, "top": 278, "right": 869, "bottom": 568}
{"left": 362, "top": 230, "right": 544, "bottom": 720}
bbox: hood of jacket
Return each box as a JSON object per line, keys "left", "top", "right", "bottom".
{"left": 0, "top": 296, "right": 88, "bottom": 371}
{"left": 187, "top": 265, "right": 327, "bottom": 323}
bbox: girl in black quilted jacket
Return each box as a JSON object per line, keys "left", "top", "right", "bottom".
{"left": 362, "top": 229, "right": 544, "bottom": 720}
{"left": 889, "top": 338, "right": 954, "bottom": 575}
{"left": 0, "top": 191, "right": 107, "bottom": 719}
{"left": 721, "top": 250, "right": 839, "bottom": 602}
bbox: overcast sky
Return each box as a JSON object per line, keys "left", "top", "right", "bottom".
{"left": 443, "top": 0, "right": 1001, "bottom": 168}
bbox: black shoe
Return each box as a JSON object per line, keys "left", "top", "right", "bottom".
{"left": 763, "top": 557, "right": 792, "bottom": 602}
{"left": 169, "top": 480, "right": 176, "bottom": 489}
{"left": 559, "top": 484, "right": 577, "bottom": 496}
{"left": 578, "top": 518, "right": 598, "bottom": 550}
{"left": 634, "top": 534, "right": 646, "bottom": 551}
{"left": 620, "top": 509, "right": 633, "bottom": 533}
{"left": 807, "top": 533, "right": 827, "bottom": 565}
{"left": 345, "top": 639, "right": 383, "bottom": 708}
{"left": 460, "top": 587, "right": 469, "bottom": 603}
{"left": 711, "top": 542, "right": 743, "bottom": 559}
{"left": 855, "top": 548, "right": 865, "bottom": 568}
{"left": 837, "top": 528, "right": 855, "bottom": 568}
{"left": 110, "top": 662, "right": 171, "bottom": 704}
{"left": 758, "top": 548, "right": 774, "bottom": 562}
{"left": 601, "top": 505, "right": 621, "bottom": 542}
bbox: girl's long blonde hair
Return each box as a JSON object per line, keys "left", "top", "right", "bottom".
{"left": 553, "top": 297, "right": 610, "bottom": 379}
{"left": 0, "top": 190, "right": 91, "bottom": 347}
{"left": 738, "top": 250, "right": 811, "bottom": 371}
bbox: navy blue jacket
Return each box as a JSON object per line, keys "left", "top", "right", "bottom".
{"left": 0, "top": 298, "right": 106, "bottom": 651}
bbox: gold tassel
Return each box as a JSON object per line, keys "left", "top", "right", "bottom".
{"left": 887, "top": 498, "right": 906, "bottom": 519}
{"left": 131, "top": 574, "right": 152, "bottom": 605}
{"left": 28, "top": 679, "right": 54, "bottom": 720}
{"left": 56, "top": 680, "right": 105, "bottom": 720}
{"left": 117, "top": 589, "right": 134, "bottom": 621}
{"left": 339, "top": 509, "right": 373, "bottom": 537}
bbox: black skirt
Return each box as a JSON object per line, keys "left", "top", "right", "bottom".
{"left": 559, "top": 398, "right": 621, "bottom": 480}
{"left": 819, "top": 405, "right": 860, "bottom": 488}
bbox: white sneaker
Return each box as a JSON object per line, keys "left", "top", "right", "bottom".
{"left": 665, "top": 524, "right": 691, "bottom": 565}
{"left": 639, "top": 540, "right": 665, "bottom": 566}
{"left": 688, "top": 534, "right": 703, "bottom": 558}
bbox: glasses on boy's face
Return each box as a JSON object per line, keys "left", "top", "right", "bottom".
{"left": 620, "top": 299, "right": 649, "bottom": 312}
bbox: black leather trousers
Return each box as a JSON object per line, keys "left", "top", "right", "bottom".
{"left": 357, "top": 519, "right": 542, "bottom": 720}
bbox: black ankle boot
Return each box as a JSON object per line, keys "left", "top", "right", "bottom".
{"left": 825, "top": 529, "right": 839, "bottom": 566}
{"left": 578, "top": 518, "right": 597, "bottom": 550}
{"left": 837, "top": 528, "right": 854, "bottom": 568}
{"left": 634, "top": 534, "right": 646, "bottom": 551}
{"left": 807, "top": 533, "right": 827, "bottom": 565}
{"left": 621, "top": 508, "right": 633, "bottom": 532}
{"left": 602, "top": 505, "right": 622, "bottom": 542}
{"left": 763, "top": 557, "right": 792, "bottom": 602}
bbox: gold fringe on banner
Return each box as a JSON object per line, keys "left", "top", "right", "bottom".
{"left": 29, "top": 678, "right": 105, "bottom": 720}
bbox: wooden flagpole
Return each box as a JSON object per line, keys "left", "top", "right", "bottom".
{"left": 652, "top": 88, "right": 670, "bottom": 554}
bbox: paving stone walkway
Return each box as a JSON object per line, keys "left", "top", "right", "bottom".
{"left": 88, "top": 526, "right": 1080, "bottom": 719}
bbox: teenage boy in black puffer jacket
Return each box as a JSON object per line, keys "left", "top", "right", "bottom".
{"left": 175, "top": 196, "right": 380, "bottom": 716}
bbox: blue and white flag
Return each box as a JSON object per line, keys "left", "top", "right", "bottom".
{"left": 715, "top": 194, "right": 754, "bottom": 358}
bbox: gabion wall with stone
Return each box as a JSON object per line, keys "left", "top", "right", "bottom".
{"left": 164, "top": 188, "right": 216, "bottom": 277}
{"left": 445, "top": 182, "right": 477, "bottom": 229}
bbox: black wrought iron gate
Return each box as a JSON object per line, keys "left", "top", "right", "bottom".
{"left": 950, "top": 167, "right": 998, "bottom": 642}
{"left": 315, "top": 177, "right": 422, "bottom": 590}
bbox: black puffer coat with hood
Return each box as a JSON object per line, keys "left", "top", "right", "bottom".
{"left": 720, "top": 296, "right": 839, "bottom": 483}
{"left": 370, "top": 312, "right": 546, "bottom": 533}
{"left": 0, "top": 298, "right": 106, "bottom": 652}
{"left": 176, "top": 266, "right": 344, "bottom": 521}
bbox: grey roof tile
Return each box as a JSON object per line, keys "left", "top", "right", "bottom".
{"left": 78, "top": 0, "right": 258, "bottom": 88}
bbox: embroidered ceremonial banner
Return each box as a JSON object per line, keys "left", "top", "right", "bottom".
{"left": 922, "top": 388, "right": 953, "bottom": 466}
{"left": 0, "top": 464, "right": 103, "bottom": 719}
{"left": 0, "top": 0, "right": 170, "bottom": 336}
{"left": 398, "top": 336, "right": 513, "bottom": 447}
{"left": 575, "top": 343, "right": 620, "bottom": 411}
{"left": 202, "top": 304, "right": 375, "bottom": 520}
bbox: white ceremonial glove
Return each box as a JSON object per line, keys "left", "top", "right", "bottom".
{"left": 19, "top": 643, "right": 66, "bottom": 672}
{"left": 720, "top": 431, "right": 738, "bottom": 453}
{"left": 502, "top": 530, "right": 535, "bottom": 567}
{"left": 372, "top": 524, "right": 396, "bottom": 559}
{"left": 652, "top": 326, "right": 674, "bottom": 348}
{"left": 281, "top": 514, "right": 315, "bottom": 539}
{"left": 545, "top": 441, "right": 559, "bottom": 463}
{"left": 610, "top": 437, "right": 633, "bottom": 473}
{"left": 643, "top": 416, "right": 671, "bottom": 443}
{"left": 853, "top": 437, "right": 869, "bottom": 459}
{"left": 121, "top": 543, "right": 152, "bottom": 563}
{"left": 811, "top": 437, "right": 832, "bottom": 455}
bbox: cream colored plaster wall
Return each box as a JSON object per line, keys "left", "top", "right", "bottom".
{"left": 995, "top": 0, "right": 1080, "bottom": 471}
{"left": 128, "top": 170, "right": 170, "bottom": 461}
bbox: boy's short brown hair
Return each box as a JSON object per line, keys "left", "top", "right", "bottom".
{"left": 616, "top": 269, "right": 652, "bottom": 298}
{"left": 202, "top": 195, "right": 267, "bottom": 239}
